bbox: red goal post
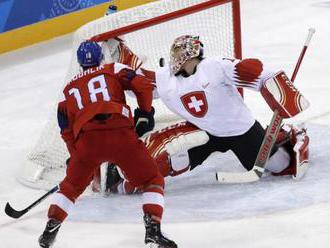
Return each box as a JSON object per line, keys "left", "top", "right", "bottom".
{"left": 20, "top": 0, "right": 243, "bottom": 190}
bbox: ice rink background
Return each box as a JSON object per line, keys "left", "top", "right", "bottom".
{"left": 0, "top": 0, "right": 330, "bottom": 247}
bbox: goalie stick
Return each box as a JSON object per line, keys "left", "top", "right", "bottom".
{"left": 216, "top": 27, "right": 315, "bottom": 183}
{"left": 5, "top": 185, "right": 59, "bottom": 219}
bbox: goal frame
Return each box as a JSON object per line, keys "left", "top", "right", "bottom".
{"left": 90, "top": 0, "right": 242, "bottom": 59}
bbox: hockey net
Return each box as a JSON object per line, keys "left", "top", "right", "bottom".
{"left": 19, "top": 0, "right": 242, "bottom": 189}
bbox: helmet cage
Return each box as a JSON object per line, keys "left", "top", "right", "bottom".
{"left": 170, "top": 35, "right": 203, "bottom": 74}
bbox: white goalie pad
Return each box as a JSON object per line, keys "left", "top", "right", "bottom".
{"left": 145, "top": 121, "right": 209, "bottom": 158}
{"left": 165, "top": 129, "right": 209, "bottom": 155}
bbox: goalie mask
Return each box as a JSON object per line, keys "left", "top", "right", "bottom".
{"left": 170, "top": 35, "right": 203, "bottom": 75}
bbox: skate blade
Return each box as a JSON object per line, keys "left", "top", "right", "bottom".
{"left": 146, "top": 242, "right": 163, "bottom": 248}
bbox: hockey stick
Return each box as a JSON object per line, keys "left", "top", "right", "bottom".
{"left": 216, "top": 28, "right": 315, "bottom": 183}
{"left": 5, "top": 185, "right": 59, "bottom": 219}
{"left": 291, "top": 28, "right": 316, "bottom": 82}
{"left": 216, "top": 111, "right": 282, "bottom": 183}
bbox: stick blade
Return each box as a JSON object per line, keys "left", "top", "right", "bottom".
{"left": 5, "top": 202, "right": 27, "bottom": 219}
{"left": 216, "top": 169, "right": 261, "bottom": 184}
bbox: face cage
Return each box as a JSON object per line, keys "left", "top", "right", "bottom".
{"left": 169, "top": 39, "right": 202, "bottom": 75}
{"left": 170, "top": 49, "right": 188, "bottom": 75}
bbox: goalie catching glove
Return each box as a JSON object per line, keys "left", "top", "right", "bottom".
{"left": 261, "top": 71, "right": 310, "bottom": 118}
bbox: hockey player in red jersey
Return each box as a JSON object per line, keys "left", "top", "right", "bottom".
{"left": 83, "top": 33, "right": 157, "bottom": 192}
{"left": 38, "top": 41, "right": 177, "bottom": 248}
{"left": 108, "top": 35, "right": 310, "bottom": 194}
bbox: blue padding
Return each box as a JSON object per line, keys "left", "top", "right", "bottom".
{"left": 1, "top": 0, "right": 108, "bottom": 33}
{"left": 0, "top": 0, "right": 14, "bottom": 32}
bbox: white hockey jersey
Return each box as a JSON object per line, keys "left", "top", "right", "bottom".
{"left": 155, "top": 57, "right": 273, "bottom": 137}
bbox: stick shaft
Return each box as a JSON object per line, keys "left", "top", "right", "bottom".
{"left": 291, "top": 28, "right": 315, "bottom": 82}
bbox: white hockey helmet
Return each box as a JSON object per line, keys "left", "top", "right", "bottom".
{"left": 170, "top": 35, "right": 203, "bottom": 74}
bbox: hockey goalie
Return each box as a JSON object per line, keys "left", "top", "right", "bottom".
{"left": 105, "top": 35, "right": 310, "bottom": 194}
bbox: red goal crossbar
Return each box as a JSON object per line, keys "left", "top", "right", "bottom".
{"left": 90, "top": 0, "right": 242, "bottom": 60}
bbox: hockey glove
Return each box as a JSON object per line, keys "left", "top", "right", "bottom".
{"left": 117, "top": 68, "right": 136, "bottom": 87}
{"left": 261, "top": 71, "right": 310, "bottom": 118}
{"left": 57, "top": 103, "right": 69, "bottom": 132}
{"left": 134, "top": 107, "right": 155, "bottom": 137}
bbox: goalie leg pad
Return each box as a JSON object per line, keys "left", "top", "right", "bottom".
{"left": 292, "top": 129, "right": 310, "bottom": 180}
{"left": 145, "top": 121, "right": 208, "bottom": 177}
{"left": 261, "top": 71, "right": 310, "bottom": 118}
{"left": 265, "top": 147, "right": 290, "bottom": 173}
{"left": 169, "top": 150, "right": 190, "bottom": 176}
{"left": 272, "top": 125, "right": 309, "bottom": 179}
{"left": 265, "top": 124, "right": 293, "bottom": 173}
{"left": 154, "top": 151, "right": 190, "bottom": 177}
{"left": 145, "top": 121, "right": 209, "bottom": 158}
{"left": 165, "top": 128, "right": 209, "bottom": 155}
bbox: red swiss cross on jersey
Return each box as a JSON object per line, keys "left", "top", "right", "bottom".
{"left": 180, "top": 91, "right": 208, "bottom": 118}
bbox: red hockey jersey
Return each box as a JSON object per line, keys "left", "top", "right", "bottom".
{"left": 59, "top": 63, "right": 154, "bottom": 141}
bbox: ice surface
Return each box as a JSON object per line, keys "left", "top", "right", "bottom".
{"left": 0, "top": 0, "right": 330, "bottom": 247}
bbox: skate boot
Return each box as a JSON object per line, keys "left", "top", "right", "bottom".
{"left": 144, "top": 214, "right": 177, "bottom": 248}
{"left": 38, "top": 218, "right": 61, "bottom": 248}
{"left": 105, "top": 163, "right": 123, "bottom": 193}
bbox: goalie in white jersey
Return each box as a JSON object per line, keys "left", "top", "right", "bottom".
{"left": 108, "top": 35, "right": 310, "bottom": 193}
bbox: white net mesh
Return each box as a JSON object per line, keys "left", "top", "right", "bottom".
{"left": 20, "top": 0, "right": 240, "bottom": 189}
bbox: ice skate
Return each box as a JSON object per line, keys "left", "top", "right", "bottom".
{"left": 38, "top": 219, "right": 61, "bottom": 248}
{"left": 144, "top": 214, "right": 177, "bottom": 248}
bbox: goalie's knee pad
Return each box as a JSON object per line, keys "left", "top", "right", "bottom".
{"left": 145, "top": 122, "right": 209, "bottom": 177}
{"left": 272, "top": 124, "right": 309, "bottom": 179}
{"left": 154, "top": 151, "right": 190, "bottom": 177}
{"left": 170, "top": 150, "right": 190, "bottom": 176}
{"left": 165, "top": 126, "right": 209, "bottom": 156}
